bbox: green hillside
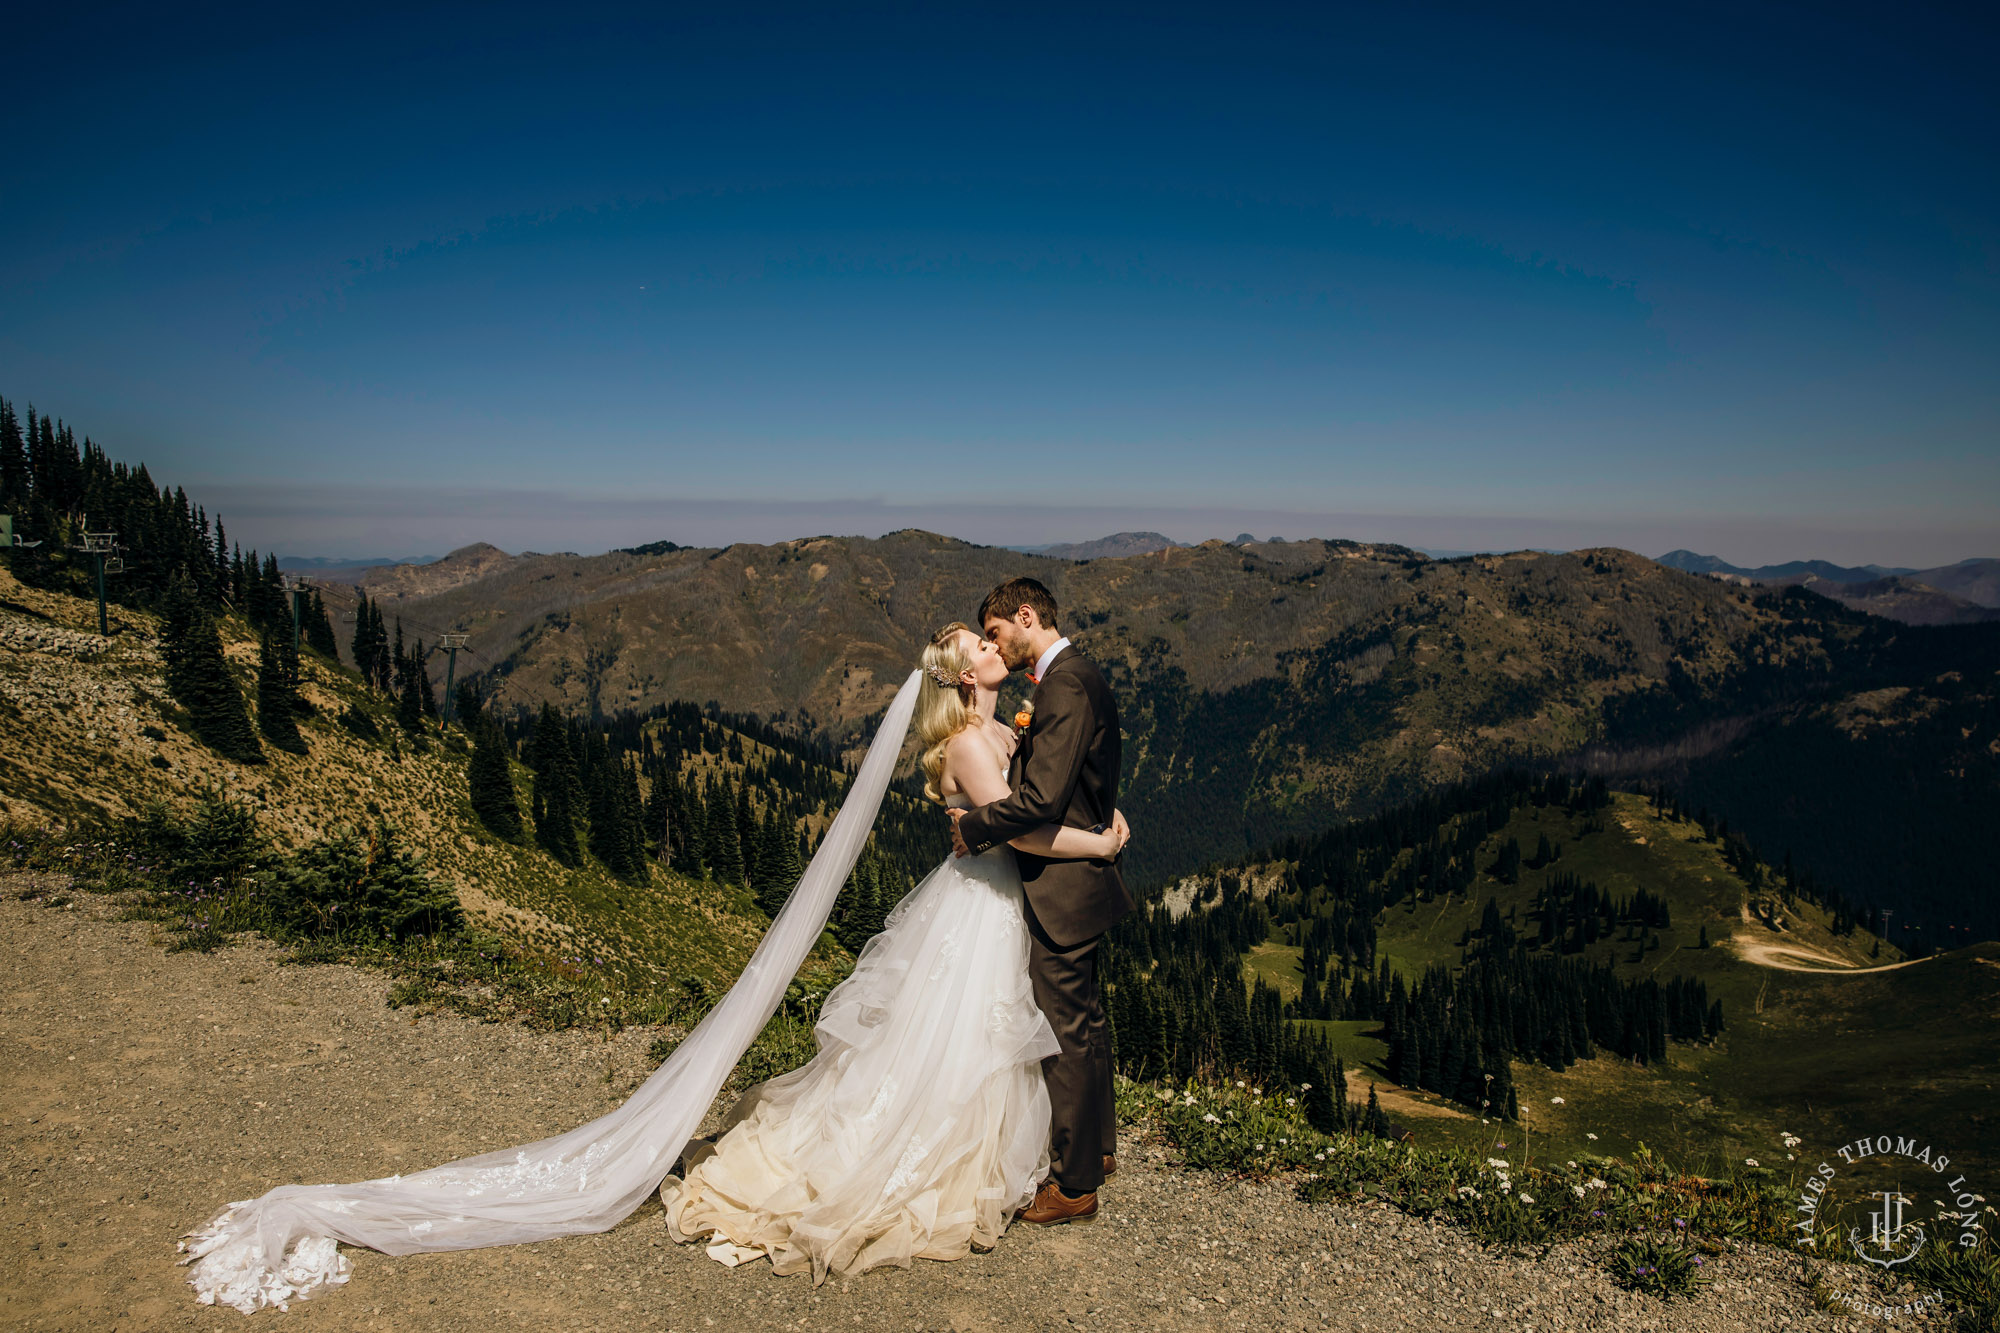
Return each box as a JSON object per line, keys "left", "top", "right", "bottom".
{"left": 0, "top": 565, "right": 843, "bottom": 1014}
{"left": 1216, "top": 789, "right": 2000, "bottom": 1179}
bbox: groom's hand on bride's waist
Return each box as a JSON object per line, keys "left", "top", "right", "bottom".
{"left": 947, "top": 807, "right": 970, "bottom": 858}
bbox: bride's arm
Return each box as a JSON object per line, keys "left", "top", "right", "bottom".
{"left": 1013, "top": 811, "right": 1128, "bottom": 860}
{"left": 945, "top": 732, "right": 1126, "bottom": 860}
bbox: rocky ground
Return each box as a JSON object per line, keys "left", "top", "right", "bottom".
{"left": 0, "top": 884, "right": 1956, "bottom": 1332}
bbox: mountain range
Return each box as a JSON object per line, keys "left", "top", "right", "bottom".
{"left": 318, "top": 532, "right": 2000, "bottom": 941}
{"left": 275, "top": 553, "right": 443, "bottom": 584}
{"left": 1656, "top": 550, "right": 2000, "bottom": 625}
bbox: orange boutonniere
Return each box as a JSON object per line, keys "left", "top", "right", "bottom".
{"left": 1012, "top": 699, "right": 1035, "bottom": 737}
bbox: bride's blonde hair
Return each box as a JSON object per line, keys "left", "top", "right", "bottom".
{"left": 916, "top": 622, "right": 978, "bottom": 805}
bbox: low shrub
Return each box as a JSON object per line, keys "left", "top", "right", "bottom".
{"left": 1608, "top": 1232, "right": 1709, "bottom": 1299}
{"left": 264, "top": 823, "right": 462, "bottom": 943}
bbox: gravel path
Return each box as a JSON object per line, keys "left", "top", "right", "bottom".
{"left": 1, "top": 885, "right": 1952, "bottom": 1332}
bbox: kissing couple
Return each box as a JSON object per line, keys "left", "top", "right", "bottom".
{"left": 185, "top": 576, "right": 1135, "bottom": 1312}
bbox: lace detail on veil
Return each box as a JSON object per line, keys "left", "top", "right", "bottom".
{"left": 181, "top": 673, "right": 928, "bottom": 1313}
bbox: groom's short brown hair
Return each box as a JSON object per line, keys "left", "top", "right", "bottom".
{"left": 978, "top": 577, "right": 1059, "bottom": 631}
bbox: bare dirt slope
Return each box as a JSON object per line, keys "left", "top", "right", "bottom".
{"left": 1, "top": 888, "right": 1943, "bottom": 1333}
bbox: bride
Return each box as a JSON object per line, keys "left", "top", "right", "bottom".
{"left": 662, "top": 622, "right": 1127, "bottom": 1281}
{"left": 183, "top": 623, "right": 1128, "bottom": 1312}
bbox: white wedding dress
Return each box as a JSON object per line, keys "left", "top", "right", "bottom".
{"left": 661, "top": 760, "right": 1057, "bottom": 1282}
{"left": 183, "top": 672, "right": 1050, "bottom": 1313}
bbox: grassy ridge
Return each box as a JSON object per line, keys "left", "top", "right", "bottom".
{"left": 0, "top": 566, "right": 783, "bottom": 1014}
{"left": 1220, "top": 790, "right": 1999, "bottom": 1180}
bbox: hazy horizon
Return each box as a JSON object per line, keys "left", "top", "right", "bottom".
{"left": 7, "top": 6, "right": 1996, "bottom": 572}
{"left": 247, "top": 490, "right": 1995, "bottom": 574}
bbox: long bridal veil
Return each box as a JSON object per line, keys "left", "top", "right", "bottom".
{"left": 184, "top": 671, "right": 925, "bottom": 1314}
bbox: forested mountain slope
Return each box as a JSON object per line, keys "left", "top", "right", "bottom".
{"left": 348, "top": 535, "right": 2000, "bottom": 934}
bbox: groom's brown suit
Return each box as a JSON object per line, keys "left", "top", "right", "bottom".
{"left": 956, "top": 642, "right": 1134, "bottom": 1195}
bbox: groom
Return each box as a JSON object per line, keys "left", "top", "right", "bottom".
{"left": 949, "top": 576, "right": 1134, "bottom": 1225}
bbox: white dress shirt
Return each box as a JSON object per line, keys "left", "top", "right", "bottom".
{"left": 1031, "top": 636, "right": 1071, "bottom": 684}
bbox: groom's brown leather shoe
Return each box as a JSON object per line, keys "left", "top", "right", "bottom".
{"left": 1018, "top": 1181, "right": 1098, "bottom": 1226}
{"left": 1102, "top": 1153, "right": 1117, "bottom": 1179}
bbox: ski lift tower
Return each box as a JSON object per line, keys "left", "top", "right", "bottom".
{"left": 438, "top": 633, "right": 470, "bottom": 730}
{"left": 282, "top": 574, "right": 313, "bottom": 656}
{"left": 70, "top": 521, "right": 124, "bottom": 636}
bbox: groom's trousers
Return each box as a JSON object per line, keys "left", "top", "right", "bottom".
{"left": 1024, "top": 902, "right": 1117, "bottom": 1196}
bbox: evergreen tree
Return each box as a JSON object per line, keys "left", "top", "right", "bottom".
{"left": 705, "top": 778, "right": 744, "bottom": 883}
{"left": 586, "top": 751, "right": 641, "bottom": 879}
{"left": 529, "top": 703, "right": 582, "bottom": 864}
{"left": 0, "top": 398, "right": 25, "bottom": 510}
{"left": 255, "top": 630, "right": 307, "bottom": 754}
{"left": 397, "top": 660, "right": 424, "bottom": 733}
{"left": 1364, "top": 1084, "right": 1390, "bottom": 1139}
{"left": 304, "top": 588, "right": 339, "bottom": 659}
{"left": 755, "top": 809, "right": 802, "bottom": 916}
{"left": 468, "top": 717, "right": 524, "bottom": 841}
{"left": 413, "top": 639, "right": 438, "bottom": 721}
{"left": 644, "top": 768, "right": 677, "bottom": 862}
{"left": 251, "top": 552, "right": 286, "bottom": 630}
{"left": 616, "top": 759, "right": 650, "bottom": 884}
{"left": 452, "top": 675, "right": 483, "bottom": 730}
{"left": 675, "top": 776, "right": 706, "bottom": 876}
{"left": 368, "top": 601, "right": 392, "bottom": 689}
{"left": 265, "top": 822, "right": 462, "bottom": 942}
{"left": 212, "top": 520, "right": 230, "bottom": 606}
{"left": 160, "top": 574, "right": 262, "bottom": 764}
{"left": 350, "top": 593, "right": 372, "bottom": 677}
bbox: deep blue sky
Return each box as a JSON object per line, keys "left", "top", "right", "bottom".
{"left": 3, "top": 2, "right": 1995, "bottom": 564}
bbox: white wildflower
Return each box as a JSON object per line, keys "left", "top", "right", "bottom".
{"left": 1486, "top": 1158, "right": 1509, "bottom": 1169}
{"left": 1587, "top": 1177, "right": 1608, "bottom": 1190}
{"left": 1518, "top": 1193, "right": 1534, "bottom": 1204}
{"left": 1202, "top": 1112, "right": 1220, "bottom": 1124}
{"left": 1745, "top": 1158, "right": 1759, "bottom": 1167}
{"left": 1300, "top": 1083, "right": 1312, "bottom": 1092}
{"left": 1572, "top": 1185, "right": 1587, "bottom": 1198}
{"left": 1586, "top": 1133, "right": 1599, "bottom": 1141}
{"left": 1286, "top": 1098, "right": 1297, "bottom": 1107}
{"left": 1549, "top": 1097, "right": 1564, "bottom": 1105}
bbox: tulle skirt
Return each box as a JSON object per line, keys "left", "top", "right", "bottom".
{"left": 661, "top": 847, "right": 1057, "bottom": 1282}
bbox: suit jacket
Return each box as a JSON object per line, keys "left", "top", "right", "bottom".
{"left": 957, "top": 642, "right": 1134, "bottom": 948}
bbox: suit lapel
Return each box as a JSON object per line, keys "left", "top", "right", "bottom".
{"left": 1012, "top": 643, "right": 1075, "bottom": 791}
